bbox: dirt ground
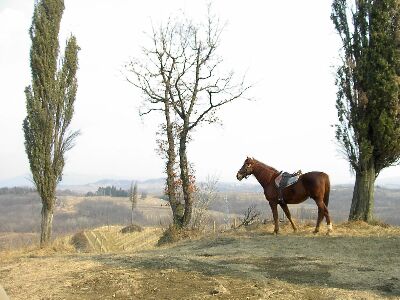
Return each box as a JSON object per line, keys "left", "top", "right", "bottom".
{"left": 1, "top": 222, "right": 400, "bottom": 300}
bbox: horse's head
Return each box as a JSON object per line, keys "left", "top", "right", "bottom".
{"left": 236, "top": 157, "right": 255, "bottom": 181}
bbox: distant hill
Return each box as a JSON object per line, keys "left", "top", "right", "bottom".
{"left": 376, "top": 176, "right": 400, "bottom": 189}
{"left": 0, "top": 174, "right": 33, "bottom": 187}
{"left": 85, "top": 178, "right": 166, "bottom": 194}
{"left": 1, "top": 173, "right": 399, "bottom": 192}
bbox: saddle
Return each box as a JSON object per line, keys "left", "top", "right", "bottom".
{"left": 275, "top": 170, "right": 302, "bottom": 204}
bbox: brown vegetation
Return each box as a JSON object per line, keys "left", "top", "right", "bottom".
{"left": 157, "top": 224, "right": 202, "bottom": 246}
{"left": 0, "top": 222, "right": 399, "bottom": 299}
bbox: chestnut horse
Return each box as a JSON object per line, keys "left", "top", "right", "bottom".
{"left": 236, "top": 157, "right": 332, "bottom": 235}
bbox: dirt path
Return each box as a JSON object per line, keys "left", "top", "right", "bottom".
{"left": 1, "top": 223, "right": 399, "bottom": 299}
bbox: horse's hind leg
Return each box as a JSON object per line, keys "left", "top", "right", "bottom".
{"left": 314, "top": 200, "right": 326, "bottom": 234}
{"left": 314, "top": 200, "right": 332, "bottom": 234}
{"left": 314, "top": 207, "right": 323, "bottom": 233}
{"left": 324, "top": 206, "right": 333, "bottom": 235}
{"left": 280, "top": 203, "right": 297, "bottom": 232}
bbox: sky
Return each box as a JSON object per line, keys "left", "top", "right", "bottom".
{"left": 1, "top": 0, "right": 399, "bottom": 185}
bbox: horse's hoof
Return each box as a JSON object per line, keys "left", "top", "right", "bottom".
{"left": 326, "top": 230, "right": 333, "bottom": 236}
{"left": 313, "top": 230, "right": 319, "bottom": 234}
{"left": 293, "top": 228, "right": 298, "bottom": 233}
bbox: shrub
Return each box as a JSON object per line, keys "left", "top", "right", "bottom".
{"left": 120, "top": 224, "right": 143, "bottom": 234}
{"left": 157, "top": 225, "right": 201, "bottom": 246}
{"left": 70, "top": 231, "right": 89, "bottom": 251}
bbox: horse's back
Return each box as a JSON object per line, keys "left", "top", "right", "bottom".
{"left": 301, "top": 171, "right": 329, "bottom": 182}
{"left": 300, "top": 171, "right": 330, "bottom": 199}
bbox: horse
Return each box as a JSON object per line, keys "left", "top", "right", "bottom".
{"left": 236, "top": 157, "right": 332, "bottom": 235}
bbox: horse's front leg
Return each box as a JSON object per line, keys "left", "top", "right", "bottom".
{"left": 269, "top": 201, "right": 279, "bottom": 234}
{"left": 280, "top": 203, "right": 297, "bottom": 232}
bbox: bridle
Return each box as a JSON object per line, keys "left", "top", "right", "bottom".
{"left": 238, "top": 163, "right": 253, "bottom": 179}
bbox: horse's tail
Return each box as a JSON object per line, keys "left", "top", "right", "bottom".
{"left": 324, "top": 173, "right": 330, "bottom": 207}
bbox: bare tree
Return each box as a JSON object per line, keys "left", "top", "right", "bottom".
{"left": 127, "top": 6, "right": 250, "bottom": 228}
{"left": 154, "top": 121, "right": 184, "bottom": 225}
{"left": 191, "top": 175, "right": 219, "bottom": 230}
{"left": 238, "top": 205, "right": 261, "bottom": 228}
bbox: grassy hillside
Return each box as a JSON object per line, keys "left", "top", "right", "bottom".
{"left": 71, "top": 226, "right": 162, "bottom": 253}
{"left": 1, "top": 186, "right": 400, "bottom": 251}
{"left": 0, "top": 193, "right": 171, "bottom": 249}
{"left": 0, "top": 222, "right": 399, "bottom": 299}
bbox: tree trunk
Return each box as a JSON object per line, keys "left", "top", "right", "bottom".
{"left": 40, "top": 203, "right": 54, "bottom": 247}
{"left": 164, "top": 102, "right": 183, "bottom": 226}
{"left": 179, "top": 129, "right": 193, "bottom": 227}
{"left": 349, "top": 161, "right": 376, "bottom": 222}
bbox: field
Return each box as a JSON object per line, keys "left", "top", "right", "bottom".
{"left": 1, "top": 222, "right": 400, "bottom": 300}
{"left": 1, "top": 188, "right": 400, "bottom": 299}
{"left": 0, "top": 192, "right": 172, "bottom": 250}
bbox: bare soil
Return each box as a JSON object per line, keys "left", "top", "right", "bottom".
{"left": 1, "top": 222, "right": 400, "bottom": 299}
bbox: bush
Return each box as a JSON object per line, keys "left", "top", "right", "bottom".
{"left": 70, "top": 231, "right": 89, "bottom": 251}
{"left": 120, "top": 224, "right": 143, "bottom": 233}
{"left": 157, "top": 225, "right": 201, "bottom": 246}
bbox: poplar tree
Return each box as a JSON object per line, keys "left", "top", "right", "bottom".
{"left": 129, "top": 182, "right": 138, "bottom": 224}
{"left": 331, "top": 0, "right": 400, "bottom": 221}
{"left": 23, "top": 0, "right": 80, "bottom": 246}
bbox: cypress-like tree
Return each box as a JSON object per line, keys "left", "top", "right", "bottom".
{"left": 23, "top": 0, "right": 80, "bottom": 246}
{"left": 129, "top": 182, "right": 138, "bottom": 224}
{"left": 331, "top": 0, "right": 400, "bottom": 221}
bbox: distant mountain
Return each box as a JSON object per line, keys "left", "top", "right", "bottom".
{"left": 1, "top": 172, "right": 399, "bottom": 191}
{"left": 0, "top": 174, "right": 33, "bottom": 187}
{"left": 376, "top": 176, "right": 400, "bottom": 189}
{"left": 215, "top": 181, "right": 262, "bottom": 193}
{"left": 0, "top": 173, "right": 106, "bottom": 188}
{"left": 87, "top": 178, "right": 166, "bottom": 194}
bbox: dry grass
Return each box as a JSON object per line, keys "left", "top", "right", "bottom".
{"left": 327, "top": 220, "right": 400, "bottom": 236}
{"left": 68, "top": 225, "right": 162, "bottom": 253}
{"left": 230, "top": 219, "right": 400, "bottom": 237}
{"left": 1, "top": 222, "right": 399, "bottom": 299}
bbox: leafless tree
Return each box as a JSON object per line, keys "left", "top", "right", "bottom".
{"left": 127, "top": 6, "right": 250, "bottom": 228}
{"left": 191, "top": 175, "right": 219, "bottom": 230}
{"left": 238, "top": 205, "right": 261, "bottom": 228}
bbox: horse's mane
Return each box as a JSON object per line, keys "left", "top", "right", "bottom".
{"left": 253, "top": 159, "right": 279, "bottom": 174}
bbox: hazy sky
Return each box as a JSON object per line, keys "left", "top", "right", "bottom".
{"left": 1, "top": 0, "right": 399, "bottom": 185}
